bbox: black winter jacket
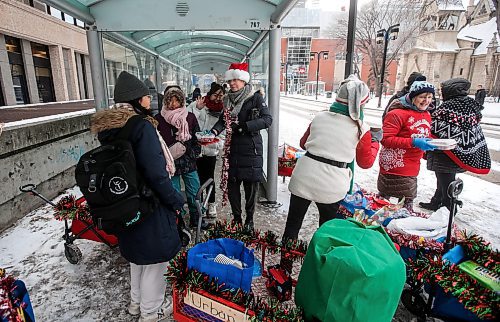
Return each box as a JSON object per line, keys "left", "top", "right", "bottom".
{"left": 212, "top": 92, "right": 272, "bottom": 182}
{"left": 94, "top": 109, "right": 184, "bottom": 265}
{"left": 475, "top": 89, "right": 486, "bottom": 107}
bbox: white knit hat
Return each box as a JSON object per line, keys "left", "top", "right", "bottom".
{"left": 335, "top": 75, "right": 370, "bottom": 121}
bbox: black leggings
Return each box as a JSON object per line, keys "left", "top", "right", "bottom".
{"left": 432, "top": 172, "right": 457, "bottom": 210}
{"left": 282, "top": 194, "right": 341, "bottom": 240}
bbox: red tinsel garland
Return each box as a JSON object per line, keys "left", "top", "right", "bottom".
{"left": 0, "top": 269, "right": 24, "bottom": 322}
{"left": 53, "top": 195, "right": 91, "bottom": 222}
{"left": 219, "top": 107, "right": 234, "bottom": 207}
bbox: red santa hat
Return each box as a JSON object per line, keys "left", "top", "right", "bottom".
{"left": 225, "top": 63, "right": 250, "bottom": 83}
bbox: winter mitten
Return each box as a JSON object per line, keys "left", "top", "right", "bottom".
{"left": 412, "top": 137, "right": 436, "bottom": 151}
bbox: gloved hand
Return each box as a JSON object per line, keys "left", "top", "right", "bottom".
{"left": 412, "top": 137, "right": 436, "bottom": 151}
{"left": 231, "top": 121, "right": 247, "bottom": 133}
{"left": 370, "top": 128, "right": 383, "bottom": 142}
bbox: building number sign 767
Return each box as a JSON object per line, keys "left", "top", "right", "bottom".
{"left": 248, "top": 20, "right": 261, "bottom": 29}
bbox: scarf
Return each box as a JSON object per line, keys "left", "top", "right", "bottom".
{"left": 224, "top": 84, "right": 253, "bottom": 118}
{"left": 329, "top": 101, "right": 365, "bottom": 193}
{"left": 219, "top": 84, "right": 254, "bottom": 206}
{"left": 204, "top": 96, "right": 224, "bottom": 112}
{"left": 109, "top": 103, "right": 176, "bottom": 177}
{"left": 431, "top": 96, "right": 491, "bottom": 174}
{"left": 161, "top": 107, "right": 191, "bottom": 142}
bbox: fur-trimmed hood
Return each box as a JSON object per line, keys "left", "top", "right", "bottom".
{"left": 90, "top": 104, "right": 157, "bottom": 134}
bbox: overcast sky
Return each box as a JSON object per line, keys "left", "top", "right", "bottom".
{"left": 320, "top": 0, "right": 471, "bottom": 11}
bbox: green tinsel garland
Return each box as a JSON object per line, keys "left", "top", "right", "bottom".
{"left": 410, "top": 232, "right": 500, "bottom": 320}
{"left": 206, "top": 220, "right": 307, "bottom": 261}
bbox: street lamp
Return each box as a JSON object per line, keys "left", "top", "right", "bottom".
{"left": 376, "top": 24, "right": 400, "bottom": 108}
{"left": 310, "top": 50, "right": 329, "bottom": 100}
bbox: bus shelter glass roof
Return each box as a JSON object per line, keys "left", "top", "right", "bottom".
{"left": 48, "top": 0, "right": 295, "bottom": 72}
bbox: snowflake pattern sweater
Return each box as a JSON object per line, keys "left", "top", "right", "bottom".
{"left": 379, "top": 102, "right": 431, "bottom": 177}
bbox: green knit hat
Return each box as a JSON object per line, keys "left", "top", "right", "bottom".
{"left": 113, "top": 71, "right": 150, "bottom": 103}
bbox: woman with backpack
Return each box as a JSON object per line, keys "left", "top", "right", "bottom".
{"left": 156, "top": 86, "right": 208, "bottom": 229}
{"left": 90, "top": 71, "right": 183, "bottom": 321}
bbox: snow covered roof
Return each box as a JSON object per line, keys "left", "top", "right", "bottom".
{"left": 437, "top": 0, "right": 465, "bottom": 11}
{"left": 457, "top": 17, "right": 499, "bottom": 55}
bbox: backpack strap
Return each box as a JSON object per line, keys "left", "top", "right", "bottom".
{"left": 116, "top": 115, "right": 147, "bottom": 141}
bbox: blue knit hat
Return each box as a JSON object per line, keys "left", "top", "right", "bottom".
{"left": 408, "top": 81, "right": 435, "bottom": 101}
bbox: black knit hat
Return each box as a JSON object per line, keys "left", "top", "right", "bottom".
{"left": 407, "top": 72, "right": 426, "bottom": 87}
{"left": 113, "top": 71, "right": 150, "bottom": 103}
{"left": 207, "top": 83, "right": 225, "bottom": 96}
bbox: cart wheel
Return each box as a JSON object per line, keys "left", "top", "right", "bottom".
{"left": 64, "top": 243, "right": 82, "bottom": 264}
{"left": 401, "top": 288, "right": 427, "bottom": 318}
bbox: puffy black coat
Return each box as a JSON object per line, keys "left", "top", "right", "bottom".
{"left": 212, "top": 92, "right": 272, "bottom": 182}
{"left": 94, "top": 109, "right": 184, "bottom": 265}
{"left": 475, "top": 89, "right": 486, "bottom": 106}
{"left": 426, "top": 150, "right": 465, "bottom": 173}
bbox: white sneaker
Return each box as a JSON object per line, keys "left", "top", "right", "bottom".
{"left": 128, "top": 301, "right": 140, "bottom": 316}
{"left": 207, "top": 203, "right": 217, "bottom": 218}
{"left": 138, "top": 298, "right": 173, "bottom": 322}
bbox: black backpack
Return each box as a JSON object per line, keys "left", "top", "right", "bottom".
{"left": 75, "top": 115, "right": 157, "bottom": 234}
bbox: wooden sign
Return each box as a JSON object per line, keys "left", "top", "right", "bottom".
{"left": 183, "top": 290, "right": 252, "bottom": 322}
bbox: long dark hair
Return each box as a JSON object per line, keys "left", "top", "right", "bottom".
{"left": 127, "top": 98, "right": 153, "bottom": 117}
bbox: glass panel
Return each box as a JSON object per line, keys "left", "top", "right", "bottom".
{"left": 50, "top": 7, "right": 63, "bottom": 20}
{"left": 5, "top": 36, "right": 22, "bottom": 53}
{"left": 11, "top": 64, "right": 30, "bottom": 104}
{"left": 35, "top": 66, "right": 55, "bottom": 103}
{"left": 31, "top": 42, "right": 49, "bottom": 59}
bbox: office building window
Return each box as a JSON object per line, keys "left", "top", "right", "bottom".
{"left": 5, "top": 35, "right": 30, "bottom": 104}
{"left": 0, "top": 79, "right": 5, "bottom": 106}
{"left": 31, "top": 42, "right": 55, "bottom": 102}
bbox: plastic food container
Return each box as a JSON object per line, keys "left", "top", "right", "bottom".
{"left": 430, "top": 139, "right": 457, "bottom": 150}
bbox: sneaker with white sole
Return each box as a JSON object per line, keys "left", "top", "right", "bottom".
{"left": 138, "top": 298, "right": 173, "bottom": 322}
{"left": 207, "top": 203, "right": 217, "bottom": 218}
{"left": 128, "top": 301, "right": 140, "bottom": 316}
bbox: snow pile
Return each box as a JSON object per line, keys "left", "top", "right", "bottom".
{"left": 457, "top": 17, "right": 499, "bottom": 56}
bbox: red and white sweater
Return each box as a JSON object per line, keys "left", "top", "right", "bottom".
{"left": 379, "top": 106, "right": 431, "bottom": 177}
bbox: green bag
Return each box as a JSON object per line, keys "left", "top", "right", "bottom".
{"left": 295, "top": 219, "right": 406, "bottom": 322}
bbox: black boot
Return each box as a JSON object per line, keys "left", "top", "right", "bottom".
{"left": 244, "top": 219, "right": 254, "bottom": 232}
{"left": 419, "top": 199, "right": 441, "bottom": 211}
{"left": 232, "top": 214, "right": 243, "bottom": 226}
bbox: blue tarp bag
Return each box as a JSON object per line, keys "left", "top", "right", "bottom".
{"left": 187, "top": 238, "right": 254, "bottom": 292}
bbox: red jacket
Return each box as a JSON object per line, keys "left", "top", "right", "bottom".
{"left": 379, "top": 105, "right": 431, "bottom": 176}
{"left": 300, "top": 123, "right": 379, "bottom": 169}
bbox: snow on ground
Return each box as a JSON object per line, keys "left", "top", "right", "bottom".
{"left": 4, "top": 109, "right": 96, "bottom": 130}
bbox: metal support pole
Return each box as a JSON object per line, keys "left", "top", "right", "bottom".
{"left": 315, "top": 53, "right": 320, "bottom": 100}
{"left": 284, "top": 63, "right": 288, "bottom": 96}
{"left": 345, "top": 0, "right": 358, "bottom": 78}
{"left": 86, "top": 27, "right": 108, "bottom": 110}
{"left": 266, "top": 26, "right": 281, "bottom": 204}
{"left": 377, "top": 31, "right": 390, "bottom": 109}
{"left": 155, "top": 57, "right": 162, "bottom": 94}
